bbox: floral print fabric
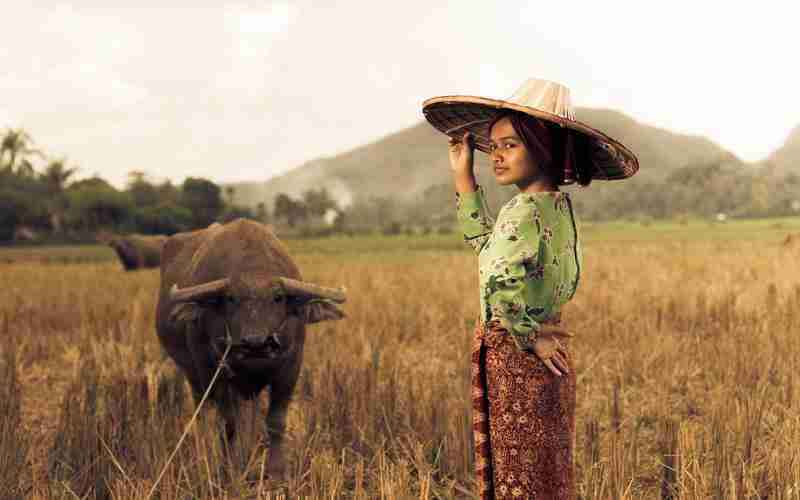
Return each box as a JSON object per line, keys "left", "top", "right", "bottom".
{"left": 456, "top": 187, "right": 582, "bottom": 352}
{"left": 472, "top": 319, "right": 576, "bottom": 499}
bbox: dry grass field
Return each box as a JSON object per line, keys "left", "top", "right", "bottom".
{"left": 1, "top": 222, "right": 800, "bottom": 499}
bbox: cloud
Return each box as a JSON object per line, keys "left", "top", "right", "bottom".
{"left": 1, "top": 0, "right": 797, "bottom": 188}
{"left": 228, "top": 2, "right": 291, "bottom": 35}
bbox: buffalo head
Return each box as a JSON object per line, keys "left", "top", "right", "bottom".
{"left": 168, "top": 274, "right": 345, "bottom": 370}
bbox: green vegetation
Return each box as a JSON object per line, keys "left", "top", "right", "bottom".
{"left": 2, "top": 217, "right": 798, "bottom": 266}
{"left": 579, "top": 215, "right": 800, "bottom": 242}
{"left": 5, "top": 117, "right": 800, "bottom": 245}
{"left": 0, "top": 128, "right": 259, "bottom": 243}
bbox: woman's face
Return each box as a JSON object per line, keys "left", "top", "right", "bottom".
{"left": 488, "top": 117, "right": 542, "bottom": 189}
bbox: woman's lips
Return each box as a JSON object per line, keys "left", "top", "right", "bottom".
{"left": 494, "top": 168, "right": 508, "bottom": 175}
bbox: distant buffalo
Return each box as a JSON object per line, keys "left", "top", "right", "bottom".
{"left": 155, "top": 218, "right": 345, "bottom": 478}
{"left": 100, "top": 233, "right": 168, "bottom": 271}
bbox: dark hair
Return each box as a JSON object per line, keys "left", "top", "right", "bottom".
{"left": 490, "top": 111, "right": 593, "bottom": 187}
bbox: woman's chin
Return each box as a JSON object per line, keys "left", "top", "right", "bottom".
{"left": 494, "top": 175, "right": 516, "bottom": 186}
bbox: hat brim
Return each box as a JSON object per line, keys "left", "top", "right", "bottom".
{"left": 422, "top": 95, "right": 639, "bottom": 181}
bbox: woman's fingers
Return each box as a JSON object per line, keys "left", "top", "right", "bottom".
{"left": 542, "top": 358, "right": 563, "bottom": 377}
{"left": 450, "top": 132, "right": 471, "bottom": 146}
{"left": 552, "top": 353, "right": 570, "bottom": 374}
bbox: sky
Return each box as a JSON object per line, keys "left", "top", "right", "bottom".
{"left": 1, "top": 1, "right": 798, "bottom": 188}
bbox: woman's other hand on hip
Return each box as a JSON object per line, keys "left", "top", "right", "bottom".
{"left": 533, "top": 325, "right": 573, "bottom": 377}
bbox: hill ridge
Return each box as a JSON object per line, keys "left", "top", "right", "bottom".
{"left": 230, "top": 106, "right": 746, "bottom": 210}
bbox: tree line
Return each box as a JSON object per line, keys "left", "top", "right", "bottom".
{"left": 0, "top": 128, "right": 257, "bottom": 242}
{"left": 568, "top": 157, "right": 800, "bottom": 222}
{"left": 4, "top": 127, "right": 799, "bottom": 243}
{"left": 0, "top": 128, "right": 352, "bottom": 243}
{"left": 331, "top": 155, "right": 800, "bottom": 232}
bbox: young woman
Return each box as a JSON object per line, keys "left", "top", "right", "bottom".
{"left": 423, "top": 79, "right": 639, "bottom": 499}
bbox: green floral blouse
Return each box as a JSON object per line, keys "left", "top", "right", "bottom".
{"left": 456, "top": 187, "right": 582, "bottom": 352}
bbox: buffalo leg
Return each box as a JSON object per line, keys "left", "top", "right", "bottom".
{"left": 185, "top": 323, "right": 216, "bottom": 400}
{"left": 185, "top": 325, "right": 236, "bottom": 447}
{"left": 217, "top": 388, "right": 240, "bottom": 445}
{"left": 265, "top": 382, "right": 295, "bottom": 479}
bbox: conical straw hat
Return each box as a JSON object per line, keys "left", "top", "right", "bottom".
{"left": 422, "top": 78, "right": 639, "bottom": 181}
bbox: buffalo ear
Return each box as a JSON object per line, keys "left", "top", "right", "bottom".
{"left": 304, "top": 300, "right": 345, "bottom": 324}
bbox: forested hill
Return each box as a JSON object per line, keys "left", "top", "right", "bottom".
{"left": 767, "top": 125, "right": 800, "bottom": 176}
{"left": 231, "top": 108, "right": 738, "bottom": 210}
{"left": 230, "top": 109, "right": 799, "bottom": 223}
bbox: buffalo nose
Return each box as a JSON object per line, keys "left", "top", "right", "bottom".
{"left": 241, "top": 334, "right": 268, "bottom": 348}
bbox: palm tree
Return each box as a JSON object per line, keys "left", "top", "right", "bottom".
{"left": 41, "top": 159, "right": 79, "bottom": 234}
{"left": 0, "top": 128, "right": 43, "bottom": 173}
{"left": 42, "top": 159, "right": 79, "bottom": 193}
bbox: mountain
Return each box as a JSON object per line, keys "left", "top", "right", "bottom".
{"left": 766, "top": 125, "right": 800, "bottom": 176}
{"left": 229, "top": 108, "right": 741, "bottom": 211}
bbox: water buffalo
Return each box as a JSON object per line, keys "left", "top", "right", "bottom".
{"left": 101, "top": 234, "right": 168, "bottom": 271}
{"left": 155, "top": 218, "right": 345, "bottom": 478}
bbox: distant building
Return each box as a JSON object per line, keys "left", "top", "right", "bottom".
{"left": 323, "top": 208, "right": 339, "bottom": 226}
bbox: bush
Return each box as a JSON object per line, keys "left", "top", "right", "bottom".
{"left": 66, "top": 182, "right": 134, "bottom": 232}
{"left": 134, "top": 203, "right": 193, "bottom": 235}
{"left": 219, "top": 206, "right": 257, "bottom": 224}
{"left": 381, "top": 221, "right": 403, "bottom": 236}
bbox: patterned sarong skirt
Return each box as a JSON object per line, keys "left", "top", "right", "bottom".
{"left": 471, "top": 315, "right": 576, "bottom": 500}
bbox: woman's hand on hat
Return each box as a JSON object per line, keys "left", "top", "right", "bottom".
{"left": 448, "top": 132, "right": 475, "bottom": 175}
{"left": 533, "top": 326, "right": 573, "bottom": 377}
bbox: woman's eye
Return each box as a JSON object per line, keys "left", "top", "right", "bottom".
{"left": 504, "top": 143, "right": 514, "bottom": 149}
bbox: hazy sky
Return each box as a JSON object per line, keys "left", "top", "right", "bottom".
{"left": 2, "top": 1, "right": 798, "bottom": 187}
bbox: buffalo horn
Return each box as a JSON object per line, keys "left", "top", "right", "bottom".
{"left": 169, "top": 278, "right": 231, "bottom": 303}
{"left": 276, "top": 277, "right": 346, "bottom": 303}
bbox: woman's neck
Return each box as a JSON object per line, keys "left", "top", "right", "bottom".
{"left": 517, "top": 177, "right": 559, "bottom": 194}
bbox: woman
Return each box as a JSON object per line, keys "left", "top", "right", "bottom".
{"left": 422, "top": 79, "right": 639, "bottom": 499}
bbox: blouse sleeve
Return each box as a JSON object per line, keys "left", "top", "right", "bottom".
{"left": 483, "top": 201, "right": 543, "bottom": 351}
{"left": 455, "top": 186, "right": 494, "bottom": 254}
